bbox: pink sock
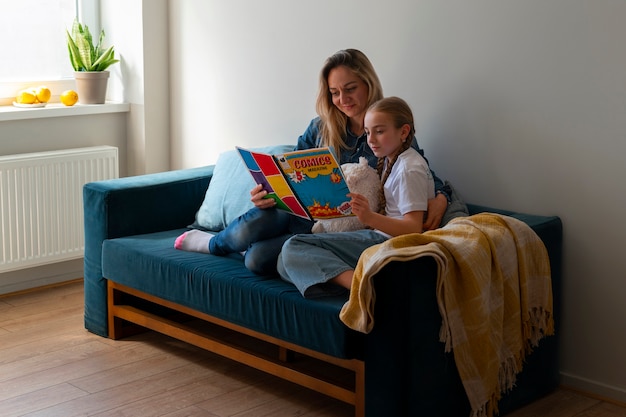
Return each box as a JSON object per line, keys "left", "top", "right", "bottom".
{"left": 174, "top": 230, "right": 214, "bottom": 253}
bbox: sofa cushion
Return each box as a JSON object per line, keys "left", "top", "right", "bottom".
{"left": 102, "top": 229, "right": 364, "bottom": 359}
{"left": 193, "top": 145, "right": 293, "bottom": 231}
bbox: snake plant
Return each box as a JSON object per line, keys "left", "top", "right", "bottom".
{"left": 66, "top": 18, "right": 119, "bottom": 72}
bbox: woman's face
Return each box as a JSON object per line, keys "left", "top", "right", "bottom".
{"left": 327, "top": 66, "right": 369, "bottom": 122}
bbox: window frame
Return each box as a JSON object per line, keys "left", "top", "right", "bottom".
{"left": 0, "top": 0, "right": 99, "bottom": 105}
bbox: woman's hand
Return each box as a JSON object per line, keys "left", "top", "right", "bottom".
{"left": 250, "top": 184, "right": 276, "bottom": 209}
{"left": 423, "top": 193, "right": 448, "bottom": 230}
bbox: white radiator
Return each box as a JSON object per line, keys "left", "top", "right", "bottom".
{"left": 0, "top": 146, "right": 118, "bottom": 273}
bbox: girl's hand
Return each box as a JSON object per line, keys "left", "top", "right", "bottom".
{"left": 250, "top": 184, "right": 275, "bottom": 209}
{"left": 348, "top": 192, "right": 372, "bottom": 223}
{"left": 349, "top": 191, "right": 424, "bottom": 236}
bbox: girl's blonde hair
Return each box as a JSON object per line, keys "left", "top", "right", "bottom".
{"left": 315, "top": 49, "right": 384, "bottom": 160}
{"left": 368, "top": 97, "right": 416, "bottom": 215}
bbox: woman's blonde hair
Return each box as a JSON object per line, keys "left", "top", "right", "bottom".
{"left": 315, "top": 49, "right": 384, "bottom": 160}
{"left": 368, "top": 97, "right": 416, "bottom": 215}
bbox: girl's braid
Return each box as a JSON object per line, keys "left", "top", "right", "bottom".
{"left": 376, "top": 139, "right": 413, "bottom": 215}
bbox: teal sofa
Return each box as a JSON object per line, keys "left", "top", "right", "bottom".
{"left": 83, "top": 165, "right": 562, "bottom": 417}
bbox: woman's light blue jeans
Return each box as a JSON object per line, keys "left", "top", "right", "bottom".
{"left": 277, "top": 230, "right": 388, "bottom": 298}
{"left": 208, "top": 207, "right": 313, "bottom": 275}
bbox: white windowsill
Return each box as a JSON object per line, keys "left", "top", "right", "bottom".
{"left": 0, "top": 102, "right": 130, "bottom": 122}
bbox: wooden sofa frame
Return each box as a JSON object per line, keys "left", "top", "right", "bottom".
{"left": 107, "top": 280, "right": 366, "bottom": 417}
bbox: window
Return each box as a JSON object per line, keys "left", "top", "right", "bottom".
{"left": 0, "top": 0, "right": 98, "bottom": 102}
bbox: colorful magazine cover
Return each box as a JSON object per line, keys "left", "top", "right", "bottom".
{"left": 236, "top": 147, "right": 353, "bottom": 220}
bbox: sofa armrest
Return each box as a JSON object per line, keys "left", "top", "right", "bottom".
{"left": 83, "top": 165, "right": 214, "bottom": 337}
{"left": 365, "top": 210, "right": 563, "bottom": 416}
{"left": 364, "top": 258, "right": 470, "bottom": 416}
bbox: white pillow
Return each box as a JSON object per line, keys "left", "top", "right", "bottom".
{"left": 192, "top": 145, "right": 294, "bottom": 231}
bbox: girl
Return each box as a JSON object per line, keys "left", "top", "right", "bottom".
{"left": 278, "top": 97, "right": 434, "bottom": 297}
{"left": 175, "top": 50, "right": 446, "bottom": 275}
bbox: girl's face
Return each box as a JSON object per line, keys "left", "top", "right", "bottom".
{"left": 364, "top": 110, "right": 410, "bottom": 159}
{"left": 327, "top": 66, "right": 369, "bottom": 122}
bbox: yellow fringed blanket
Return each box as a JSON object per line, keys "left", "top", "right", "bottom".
{"left": 339, "top": 213, "right": 554, "bottom": 417}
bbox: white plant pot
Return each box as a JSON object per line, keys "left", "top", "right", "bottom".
{"left": 74, "top": 71, "right": 110, "bottom": 104}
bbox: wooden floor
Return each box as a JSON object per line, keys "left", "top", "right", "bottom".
{"left": 1, "top": 281, "right": 625, "bottom": 417}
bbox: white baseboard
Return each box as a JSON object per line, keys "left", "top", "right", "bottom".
{"left": 0, "top": 259, "right": 83, "bottom": 295}
{"left": 560, "top": 372, "right": 626, "bottom": 404}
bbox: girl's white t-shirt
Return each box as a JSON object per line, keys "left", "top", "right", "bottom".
{"left": 383, "top": 147, "right": 435, "bottom": 221}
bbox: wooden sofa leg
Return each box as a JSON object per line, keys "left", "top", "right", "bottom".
{"left": 107, "top": 281, "right": 123, "bottom": 339}
{"left": 354, "top": 360, "right": 365, "bottom": 417}
{"left": 279, "top": 346, "right": 296, "bottom": 362}
{"left": 107, "top": 280, "right": 146, "bottom": 339}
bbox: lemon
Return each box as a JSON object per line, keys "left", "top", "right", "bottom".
{"left": 16, "top": 89, "right": 37, "bottom": 104}
{"left": 60, "top": 90, "right": 79, "bottom": 106}
{"left": 35, "top": 86, "right": 51, "bottom": 103}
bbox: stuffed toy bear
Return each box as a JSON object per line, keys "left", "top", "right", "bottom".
{"left": 312, "top": 157, "right": 381, "bottom": 233}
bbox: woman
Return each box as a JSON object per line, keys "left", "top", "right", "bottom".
{"left": 175, "top": 49, "right": 449, "bottom": 274}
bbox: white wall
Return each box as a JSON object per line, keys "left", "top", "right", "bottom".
{"left": 168, "top": 0, "right": 626, "bottom": 403}
{"left": 101, "top": 0, "right": 170, "bottom": 176}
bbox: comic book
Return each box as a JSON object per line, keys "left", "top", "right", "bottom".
{"left": 236, "top": 146, "right": 353, "bottom": 220}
